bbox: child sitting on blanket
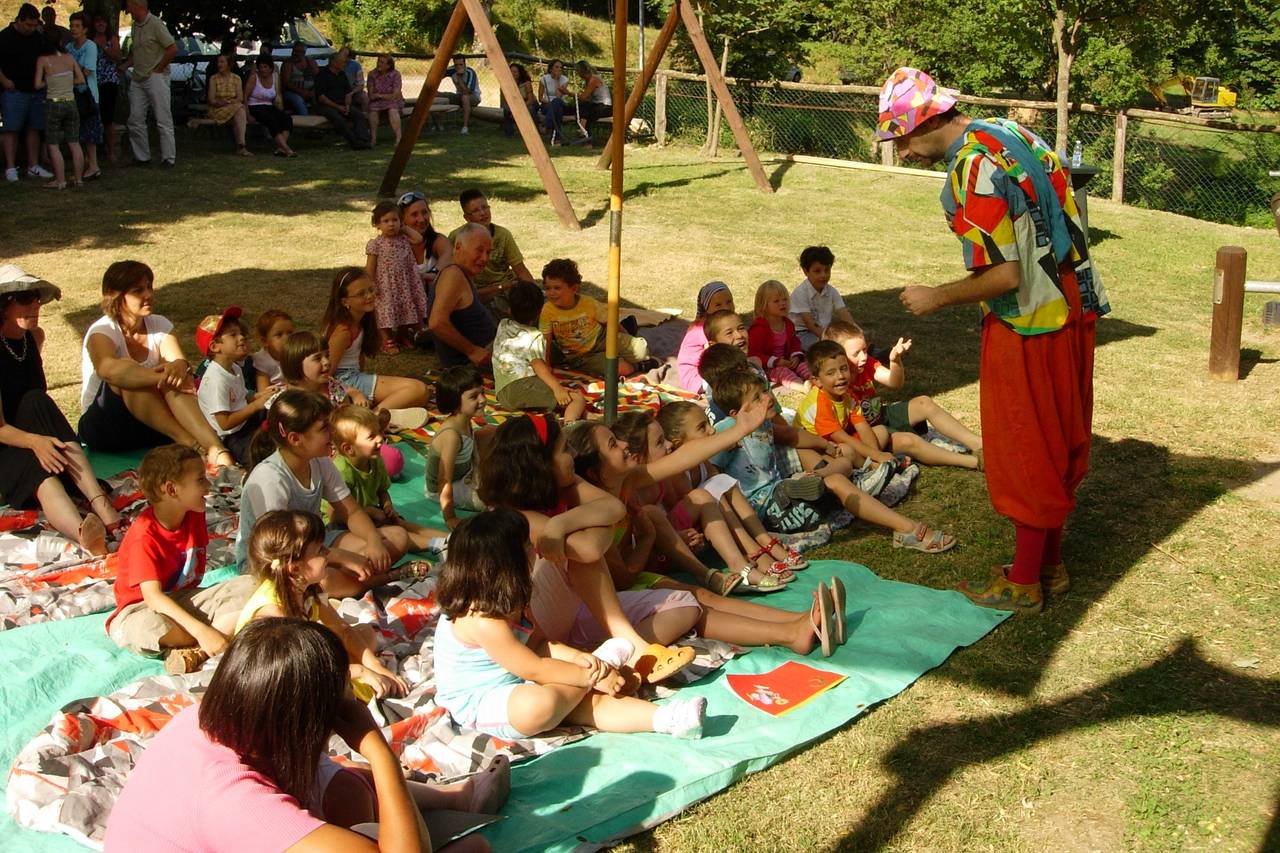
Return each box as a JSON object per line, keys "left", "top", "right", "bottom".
{"left": 587, "top": 409, "right": 803, "bottom": 595}
{"left": 322, "top": 267, "right": 430, "bottom": 416}
{"left": 195, "top": 307, "right": 274, "bottom": 466}
{"left": 250, "top": 308, "right": 294, "bottom": 391}
{"left": 104, "top": 618, "right": 511, "bottom": 852}
{"left": 239, "top": 508, "right": 408, "bottom": 701}
{"left": 824, "top": 321, "right": 983, "bottom": 471}
{"left": 477, "top": 414, "right": 697, "bottom": 684}
{"left": 105, "top": 445, "right": 256, "bottom": 674}
{"left": 493, "top": 280, "right": 587, "bottom": 419}
{"left": 425, "top": 365, "right": 490, "bottom": 529}
{"left": 239, "top": 389, "right": 416, "bottom": 598}
{"left": 713, "top": 368, "right": 958, "bottom": 551}
{"left": 747, "top": 280, "right": 810, "bottom": 393}
{"left": 674, "top": 281, "right": 736, "bottom": 393}
{"left": 274, "top": 330, "right": 366, "bottom": 409}
{"left": 434, "top": 507, "right": 708, "bottom": 739}
{"left": 540, "top": 258, "right": 656, "bottom": 378}
{"left": 330, "top": 405, "right": 445, "bottom": 552}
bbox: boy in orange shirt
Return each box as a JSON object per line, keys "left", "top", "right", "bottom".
{"left": 106, "top": 445, "right": 255, "bottom": 673}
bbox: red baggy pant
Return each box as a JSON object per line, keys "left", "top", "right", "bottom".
{"left": 980, "top": 271, "right": 1096, "bottom": 530}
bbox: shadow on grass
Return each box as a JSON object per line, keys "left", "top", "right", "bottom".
{"left": 834, "top": 638, "right": 1280, "bottom": 850}
{"left": 1240, "top": 348, "right": 1279, "bottom": 380}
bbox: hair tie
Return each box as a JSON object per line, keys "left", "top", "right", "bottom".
{"left": 529, "top": 413, "right": 549, "bottom": 445}
{"left": 270, "top": 557, "right": 282, "bottom": 570}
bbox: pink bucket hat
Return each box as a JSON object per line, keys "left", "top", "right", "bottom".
{"left": 875, "top": 67, "right": 959, "bottom": 141}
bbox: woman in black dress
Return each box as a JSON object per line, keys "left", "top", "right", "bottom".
{"left": 0, "top": 266, "right": 122, "bottom": 555}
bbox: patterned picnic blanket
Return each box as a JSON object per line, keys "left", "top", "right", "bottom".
{"left": 6, "top": 573, "right": 736, "bottom": 848}
{"left": 0, "top": 467, "right": 242, "bottom": 632}
{"left": 401, "top": 368, "right": 701, "bottom": 448}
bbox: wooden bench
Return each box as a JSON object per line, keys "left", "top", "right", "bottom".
{"left": 187, "top": 102, "right": 459, "bottom": 136}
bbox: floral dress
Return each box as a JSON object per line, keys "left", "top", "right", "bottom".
{"left": 367, "top": 234, "right": 428, "bottom": 328}
{"left": 367, "top": 69, "right": 404, "bottom": 113}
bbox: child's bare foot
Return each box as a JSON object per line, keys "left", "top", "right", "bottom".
{"left": 787, "top": 591, "right": 823, "bottom": 655}
{"left": 466, "top": 755, "right": 511, "bottom": 814}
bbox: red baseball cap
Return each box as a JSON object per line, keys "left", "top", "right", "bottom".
{"left": 195, "top": 306, "right": 244, "bottom": 356}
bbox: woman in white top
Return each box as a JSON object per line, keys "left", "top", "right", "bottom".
{"left": 537, "top": 59, "right": 572, "bottom": 145}
{"left": 78, "top": 260, "right": 234, "bottom": 467}
{"left": 243, "top": 57, "right": 296, "bottom": 157}
{"left": 574, "top": 60, "right": 611, "bottom": 127}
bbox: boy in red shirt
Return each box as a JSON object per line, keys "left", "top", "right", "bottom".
{"left": 106, "top": 445, "right": 255, "bottom": 673}
{"left": 824, "top": 321, "right": 983, "bottom": 471}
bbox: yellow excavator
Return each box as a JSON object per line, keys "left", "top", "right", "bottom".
{"left": 1150, "top": 75, "right": 1237, "bottom": 118}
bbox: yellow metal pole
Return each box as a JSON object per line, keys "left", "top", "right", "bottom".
{"left": 604, "top": 0, "right": 627, "bottom": 423}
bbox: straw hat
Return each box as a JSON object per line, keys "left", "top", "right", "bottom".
{"left": 0, "top": 265, "right": 61, "bottom": 304}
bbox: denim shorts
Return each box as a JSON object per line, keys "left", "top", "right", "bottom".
{"left": 1, "top": 90, "right": 46, "bottom": 133}
{"left": 334, "top": 366, "right": 377, "bottom": 399}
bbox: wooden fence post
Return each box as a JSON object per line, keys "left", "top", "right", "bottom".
{"left": 708, "top": 36, "right": 729, "bottom": 157}
{"left": 1209, "top": 246, "right": 1246, "bottom": 381}
{"left": 655, "top": 71, "right": 668, "bottom": 145}
{"left": 880, "top": 139, "right": 893, "bottom": 167}
{"left": 1111, "top": 110, "right": 1127, "bottom": 203}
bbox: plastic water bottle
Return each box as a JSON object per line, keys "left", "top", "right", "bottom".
{"left": 1071, "top": 139, "right": 1083, "bottom": 168}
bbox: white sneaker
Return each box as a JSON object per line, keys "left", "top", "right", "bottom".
{"left": 27, "top": 164, "right": 53, "bottom": 179}
{"left": 460, "top": 126, "right": 469, "bottom": 134}
{"left": 3, "top": 168, "right": 16, "bottom": 183}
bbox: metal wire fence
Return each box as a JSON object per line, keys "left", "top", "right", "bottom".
{"left": 654, "top": 73, "right": 1280, "bottom": 228}
{"left": 340, "top": 51, "right": 1280, "bottom": 228}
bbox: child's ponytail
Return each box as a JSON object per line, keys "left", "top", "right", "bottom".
{"left": 246, "top": 509, "right": 326, "bottom": 620}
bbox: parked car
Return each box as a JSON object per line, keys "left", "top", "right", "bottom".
{"left": 235, "top": 17, "right": 334, "bottom": 63}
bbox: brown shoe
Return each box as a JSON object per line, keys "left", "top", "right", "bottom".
{"left": 990, "top": 563, "right": 1070, "bottom": 596}
{"left": 163, "top": 647, "right": 209, "bottom": 675}
{"left": 1041, "top": 563, "right": 1070, "bottom": 595}
{"left": 958, "top": 574, "right": 1043, "bottom": 615}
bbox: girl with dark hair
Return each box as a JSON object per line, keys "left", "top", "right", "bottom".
{"left": 425, "top": 365, "right": 489, "bottom": 527}
{"left": 237, "top": 389, "right": 411, "bottom": 598}
{"left": 322, "top": 267, "right": 430, "bottom": 411}
{"left": 104, "top": 618, "right": 509, "bottom": 851}
{"left": 435, "top": 509, "right": 708, "bottom": 739}
{"left": 78, "top": 260, "right": 235, "bottom": 466}
{"left": 240, "top": 509, "right": 407, "bottom": 700}
{"left": 273, "top": 329, "right": 368, "bottom": 408}
{"left": 397, "top": 191, "right": 453, "bottom": 290}
{"left": 500, "top": 62, "right": 539, "bottom": 137}
{"left": 91, "top": 15, "right": 122, "bottom": 163}
{"left": 478, "top": 415, "right": 697, "bottom": 684}
{"left": 0, "top": 266, "right": 121, "bottom": 555}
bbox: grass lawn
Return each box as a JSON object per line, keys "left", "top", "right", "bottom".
{"left": 3, "top": 122, "right": 1279, "bottom": 851}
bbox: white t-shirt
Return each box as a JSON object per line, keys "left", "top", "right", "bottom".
{"left": 588, "top": 78, "right": 611, "bottom": 105}
{"left": 80, "top": 314, "right": 173, "bottom": 411}
{"left": 492, "top": 317, "right": 546, "bottom": 393}
{"left": 235, "top": 451, "right": 351, "bottom": 567}
{"left": 540, "top": 73, "right": 569, "bottom": 103}
{"left": 197, "top": 360, "right": 249, "bottom": 437}
{"left": 789, "top": 279, "right": 846, "bottom": 331}
{"left": 251, "top": 348, "right": 284, "bottom": 387}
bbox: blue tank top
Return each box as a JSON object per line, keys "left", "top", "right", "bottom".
{"left": 427, "top": 265, "right": 497, "bottom": 367}
{"left": 433, "top": 612, "right": 531, "bottom": 725}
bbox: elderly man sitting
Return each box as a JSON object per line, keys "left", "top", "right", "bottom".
{"left": 428, "top": 223, "right": 499, "bottom": 367}
{"left": 448, "top": 188, "right": 534, "bottom": 319}
{"left": 314, "top": 51, "right": 371, "bottom": 149}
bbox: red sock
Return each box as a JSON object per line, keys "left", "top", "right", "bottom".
{"left": 1008, "top": 524, "right": 1047, "bottom": 585}
{"left": 1042, "top": 527, "right": 1063, "bottom": 567}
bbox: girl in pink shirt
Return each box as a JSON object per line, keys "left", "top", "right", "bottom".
{"left": 104, "top": 618, "right": 509, "bottom": 852}
{"left": 675, "top": 280, "right": 735, "bottom": 393}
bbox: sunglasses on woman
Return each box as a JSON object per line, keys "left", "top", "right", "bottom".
{"left": 397, "top": 191, "right": 426, "bottom": 205}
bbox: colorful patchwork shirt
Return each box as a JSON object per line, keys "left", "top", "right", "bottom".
{"left": 942, "top": 118, "right": 1110, "bottom": 336}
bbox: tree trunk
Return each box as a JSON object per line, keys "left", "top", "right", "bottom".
{"left": 1052, "top": 4, "right": 1073, "bottom": 154}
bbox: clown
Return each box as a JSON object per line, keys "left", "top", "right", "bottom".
{"left": 876, "top": 68, "right": 1110, "bottom": 614}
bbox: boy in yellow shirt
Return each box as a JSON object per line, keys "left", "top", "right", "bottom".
{"left": 539, "top": 258, "right": 656, "bottom": 377}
